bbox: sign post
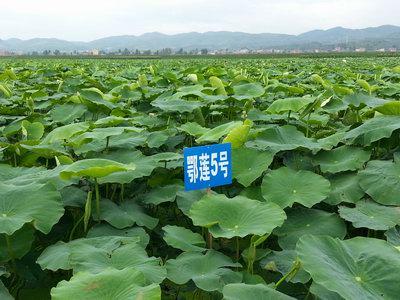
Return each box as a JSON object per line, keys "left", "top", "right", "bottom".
{"left": 183, "top": 143, "right": 232, "bottom": 191}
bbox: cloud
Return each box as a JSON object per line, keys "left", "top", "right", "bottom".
{"left": 0, "top": 0, "right": 399, "bottom": 41}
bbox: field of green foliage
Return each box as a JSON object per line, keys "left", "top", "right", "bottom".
{"left": 0, "top": 56, "right": 400, "bottom": 299}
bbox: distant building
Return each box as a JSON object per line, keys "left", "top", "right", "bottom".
{"left": 91, "top": 49, "right": 99, "bottom": 56}
{"left": 236, "top": 48, "right": 250, "bottom": 54}
{"left": 388, "top": 48, "right": 397, "bottom": 52}
{"left": 376, "top": 48, "right": 385, "bottom": 52}
{"left": 355, "top": 48, "right": 366, "bottom": 52}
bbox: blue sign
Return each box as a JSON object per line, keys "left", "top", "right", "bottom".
{"left": 184, "top": 143, "right": 232, "bottom": 191}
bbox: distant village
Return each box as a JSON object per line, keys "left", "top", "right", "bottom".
{"left": 0, "top": 46, "right": 398, "bottom": 56}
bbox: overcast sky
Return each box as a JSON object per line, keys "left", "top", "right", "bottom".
{"left": 1, "top": 0, "right": 399, "bottom": 41}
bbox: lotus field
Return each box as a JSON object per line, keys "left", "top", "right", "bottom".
{"left": 1, "top": 57, "right": 400, "bottom": 299}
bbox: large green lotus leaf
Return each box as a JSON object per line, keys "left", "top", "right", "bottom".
{"left": 50, "top": 103, "right": 86, "bottom": 124}
{"left": 178, "top": 122, "right": 208, "bottom": 137}
{"left": 166, "top": 250, "right": 241, "bottom": 292}
{"left": 0, "top": 225, "right": 35, "bottom": 262}
{"left": 60, "top": 159, "right": 134, "bottom": 179}
{"left": 232, "top": 83, "right": 265, "bottom": 99}
{"left": 343, "top": 93, "right": 387, "bottom": 109}
{"left": 339, "top": 200, "right": 400, "bottom": 230}
{"left": 70, "top": 127, "right": 141, "bottom": 147}
{"left": 38, "top": 235, "right": 165, "bottom": 283}
{"left": 358, "top": 160, "right": 400, "bottom": 205}
{"left": 177, "top": 84, "right": 204, "bottom": 95}
{"left": 375, "top": 101, "right": 400, "bottom": 115}
{"left": 385, "top": 226, "right": 400, "bottom": 246}
{"left": 325, "top": 173, "right": 364, "bottom": 205}
{"left": 19, "top": 142, "right": 69, "bottom": 159}
{"left": 142, "top": 183, "right": 183, "bottom": 205}
{"left": 73, "top": 132, "right": 148, "bottom": 155}
{"left": 196, "top": 121, "right": 241, "bottom": 143}
{"left": 344, "top": 115, "right": 400, "bottom": 145}
{"left": 246, "top": 125, "right": 320, "bottom": 153}
{"left": 0, "top": 281, "right": 13, "bottom": 300}
{"left": 296, "top": 235, "right": 400, "bottom": 300}
{"left": 87, "top": 224, "right": 149, "bottom": 248}
{"left": 232, "top": 147, "right": 274, "bottom": 187}
{"left": 0, "top": 164, "right": 73, "bottom": 190}
{"left": 151, "top": 97, "right": 203, "bottom": 113}
{"left": 274, "top": 208, "right": 346, "bottom": 249}
{"left": 313, "top": 146, "right": 370, "bottom": 173}
{"left": 42, "top": 122, "right": 89, "bottom": 144}
{"left": 37, "top": 236, "right": 140, "bottom": 271}
{"left": 68, "top": 243, "right": 165, "bottom": 283}
{"left": 51, "top": 268, "right": 161, "bottom": 300}
{"left": 79, "top": 88, "right": 116, "bottom": 110}
{"left": 261, "top": 167, "right": 330, "bottom": 208}
{"left": 21, "top": 120, "right": 44, "bottom": 140}
{"left": 98, "top": 151, "right": 158, "bottom": 184}
{"left": 0, "top": 182, "right": 63, "bottom": 235}
{"left": 162, "top": 225, "right": 206, "bottom": 252}
{"left": 95, "top": 199, "right": 158, "bottom": 229}
{"left": 189, "top": 194, "right": 286, "bottom": 238}
{"left": 266, "top": 97, "right": 315, "bottom": 114}
{"left": 260, "top": 250, "right": 311, "bottom": 284}
{"left": 98, "top": 151, "right": 181, "bottom": 180}
{"left": 222, "top": 283, "right": 295, "bottom": 300}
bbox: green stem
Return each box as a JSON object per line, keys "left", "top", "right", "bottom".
{"left": 287, "top": 110, "right": 291, "bottom": 124}
{"left": 84, "top": 191, "right": 93, "bottom": 232}
{"left": 69, "top": 213, "right": 85, "bottom": 241}
{"left": 110, "top": 184, "right": 117, "bottom": 201}
{"left": 105, "top": 136, "right": 110, "bottom": 151}
{"left": 208, "top": 232, "right": 213, "bottom": 249}
{"left": 94, "top": 178, "right": 100, "bottom": 219}
{"left": 275, "top": 261, "right": 300, "bottom": 289}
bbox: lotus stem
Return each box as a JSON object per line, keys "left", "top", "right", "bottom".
{"left": 84, "top": 191, "right": 93, "bottom": 232}
{"left": 94, "top": 178, "right": 100, "bottom": 219}
{"left": 69, "top": 213, "right": 85, "bottom": 241}
{"left": 275, "top": 260, "right": 300, "bottom": 289}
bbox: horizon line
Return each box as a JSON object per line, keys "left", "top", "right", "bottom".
{"left": 1, "top": 24, "right": 398, "bottom": 43}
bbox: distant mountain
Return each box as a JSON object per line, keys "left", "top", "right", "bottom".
{"left": 1, "top": 25, "right": 399, "bottom": 53}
